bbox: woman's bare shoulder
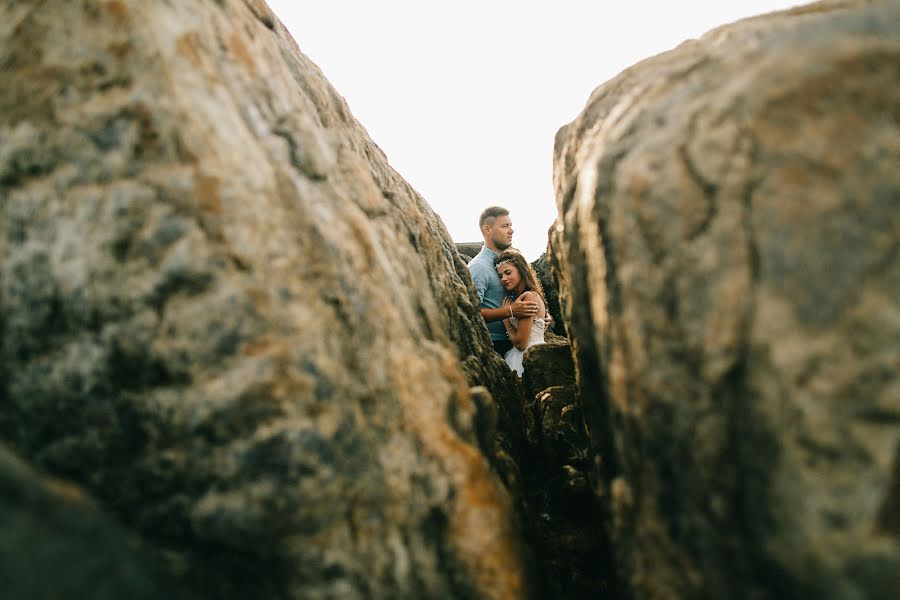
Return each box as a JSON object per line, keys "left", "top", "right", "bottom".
{"left": 522, "top": 290, "right": 546, "bottom": 312}
{"left": 522, "top": 290, "right": 544, "bottom": 305}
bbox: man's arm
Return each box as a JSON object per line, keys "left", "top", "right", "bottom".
{"left": 482, "top": 296, "right": 538, "bottom": 323}
{"left": 469, "top": 265, "right": 489, "bottom": 303}
{"left": 481, "top": 305, "right": 512, "bottom": 323}
{"left": 470, "top": 266, "right": 508, "bottom": 323}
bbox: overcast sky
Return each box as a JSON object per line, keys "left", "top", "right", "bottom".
{"left": 267, "top": 1, "right": 801, "bottom": 259}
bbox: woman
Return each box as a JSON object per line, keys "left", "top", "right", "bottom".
{"left": 495, "top": 249, "right": 547, "bottom": 377}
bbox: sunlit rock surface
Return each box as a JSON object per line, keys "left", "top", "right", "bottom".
{"left": 0, "top": 1, "right": 530, "bottom": 598}
{"left": 552, "top": 0, "right": 900, "bottom": 597}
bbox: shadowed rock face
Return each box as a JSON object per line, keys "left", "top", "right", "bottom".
{"left": 531, "top": 253, "right": 565, "bottom": 337}
{"left": 552, "top": 1, "right": 900, "bottom": 598}
{"left": 0, "top": 1, "right": 528, "bottom": 598}
{"left": 520, "top": 342, "right": 609, "bottom": 598}
{"left": 0, "top": 445, "right": 177, "bottom": 600}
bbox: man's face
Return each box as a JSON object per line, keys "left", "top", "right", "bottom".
{"left": 484, "top": 215, "right": 514, "bottom": 250}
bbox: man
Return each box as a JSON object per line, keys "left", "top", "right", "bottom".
{"left": 467, "top": 206, "right": 540, "bottom": 356}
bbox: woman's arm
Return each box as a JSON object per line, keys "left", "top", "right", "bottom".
{"left": 502, "top": 294, "right": 536, "bottom": 351}
{"left": 504, "top": 315, "right": 532, "bottom": 351}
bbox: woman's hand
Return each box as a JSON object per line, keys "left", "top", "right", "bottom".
{"left": 500, "top": 296, "right": 515, "bottom": 320}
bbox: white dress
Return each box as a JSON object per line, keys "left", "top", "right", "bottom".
{"left": 504, "top": 315, "right": 547, "bottom": 377}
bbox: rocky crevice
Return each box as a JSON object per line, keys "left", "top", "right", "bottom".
{"left": 457, "top": 243, "right": 616, "bottom": 598}
{"left": 2, "top": 0, "right": 899, "bottom": 598}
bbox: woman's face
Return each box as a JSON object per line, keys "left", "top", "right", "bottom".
{"left": 496, "top": 262, "right": 522, "bottom": 292}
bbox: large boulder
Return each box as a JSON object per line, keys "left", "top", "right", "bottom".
{"left": 552, "top": 1, "right": 900, "bottom": 598}
{"left": 0, "top": 1, "right": 528, "bottom": 598}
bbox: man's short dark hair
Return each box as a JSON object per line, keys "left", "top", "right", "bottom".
{"left": 479, "top": 206, "right": 509, "bottom": 229}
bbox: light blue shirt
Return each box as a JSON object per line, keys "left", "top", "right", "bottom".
{"left": 467, "top": 246, "right": 506, "bottom": 341}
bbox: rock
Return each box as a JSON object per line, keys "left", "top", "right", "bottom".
{"left": 531, "top": 385, "right": 587, "bottom": 482}
{"left": 456, "top": 241, "right": 484, "bottom": 263}
{"left": 0, "top": 2, "right": 529, "bottom": 598}
{"left": 522, "top": 339, "right": 576, "bottom": 404}
{"left": 530, "top": 253, "right": 566, "bottom": 337}
{"left": 518, "top": 379, "right": 610, "bottom": 598}
{"left": 519, "top": 342, "right": 610, "bottom": 598}
{"left": 0, "top": 445, "right": 177, "bottom": 600}
{"left": 551, "top": 1, "right": 900, "bottom": 598}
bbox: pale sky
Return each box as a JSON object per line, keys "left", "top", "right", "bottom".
{"left": 267, "top": 1, "right": 801, "bottom": 259}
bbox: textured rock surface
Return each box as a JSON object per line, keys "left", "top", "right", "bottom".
{"left": 0, "top": 445, "right": 176, "bottom": 600}
{"left": 0, "top": 1, "right": 529, "bottom": 598}
{"left": 456, "top": 241, "right": 483, "bottom": 263}
{"left": 530, "top": 253, "right": 566, "bottom": 337}
{"left": 520, "top": 343, "right": 608, "bottom": 598}
{"left": 552, "top": 1, "right": 900, "bottom": 598}
{"left": 521, "top": 339, "right": 575, "bottom": 404}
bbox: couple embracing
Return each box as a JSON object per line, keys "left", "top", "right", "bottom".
{"left": 467, "top": 206, "right": 548, "bottom": 377}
